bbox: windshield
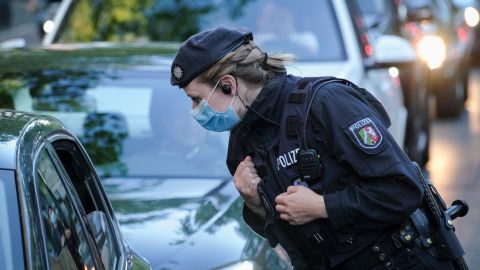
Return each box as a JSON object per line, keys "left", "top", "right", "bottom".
{"left": 0, "top": 170, "right": 24, "bottom": 270}
{"left": 56, "top": 0, "right": 345, "bottom": 62}
{"left": 3, "top": 65, "right": 230, "bottom": 179}
{"left": 357, "top": 0, "right": 387, "bottom": 15}
{"left": 403, "top": 0, "right": 435, "bottom": 9}
{"left": 200, "top": 0, "right": 346, "bottom": 61}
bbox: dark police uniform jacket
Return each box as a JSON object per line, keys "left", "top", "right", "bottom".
{"left": 226, "top": 72, "right": 423, "bottom": 268}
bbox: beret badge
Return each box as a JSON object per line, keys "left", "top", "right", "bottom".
{"left": 172, "top": 64, "right": 184, "bottom": 81}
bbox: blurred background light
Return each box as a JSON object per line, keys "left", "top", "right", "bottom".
{"left": 464, "top": 7, "right": 480, "bottom": 28}
{"left": 42, "top": 20, "right": 55, "bottom": 34}
{"left": 417, "top": 35, "right": 446, "bottom": 70}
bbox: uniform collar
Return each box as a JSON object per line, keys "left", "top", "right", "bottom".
{"left": 239, "top": 72, "right": 294, "bottom": 127}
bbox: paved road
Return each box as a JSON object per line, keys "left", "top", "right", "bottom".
{"left": 427, "top": 68, "right": 480, "bottom": 268}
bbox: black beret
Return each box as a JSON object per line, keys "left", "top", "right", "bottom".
{"left": 171, "top": 26, "right": 253, "bottom": 88}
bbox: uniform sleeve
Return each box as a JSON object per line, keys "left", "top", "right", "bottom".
{"left": 227, "top": 131, "right": 269, "bottom": 237}
{"left": 242, "top": 204, "right": 267, "bottom": 237}
{"left": 310, "top": 84, "right": 423, "bottom": 232}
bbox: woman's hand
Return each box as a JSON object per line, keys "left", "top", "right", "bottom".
{"left": 275, "top": 185, "right": 328, "bottom": 225}
{"left": 233, "top": 156, "right": 264, "bottom": 216}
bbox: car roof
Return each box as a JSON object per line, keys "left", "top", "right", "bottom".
{"left": 0, "top": 110, "right": 65, "bottom": 170}
{"left": 0, "top": 42, "right": 179, "bottom": 73}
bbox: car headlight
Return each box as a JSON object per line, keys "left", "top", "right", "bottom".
{"left": 217, "top": 260, "right": 261, "bottom": 270}
{"left": 416, "top": 35, "right": 446, "bottom": 70}
{"left": 464, "top": 7, "right": 480, "bottom": 28}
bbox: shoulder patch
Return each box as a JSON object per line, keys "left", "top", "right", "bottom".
{"left": 346, "top": 117, "right": 385, "bottom": 154}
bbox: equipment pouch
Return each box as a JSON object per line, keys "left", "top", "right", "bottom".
{"left": 300, "top": 219, "right": 339, "bottom": 256}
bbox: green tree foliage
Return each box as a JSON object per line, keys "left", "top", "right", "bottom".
{"left": 61, "top": 0, "right": 151, "bottom": 42}
{"left": 57, "top": 0, "right": 253, "bottom": 42}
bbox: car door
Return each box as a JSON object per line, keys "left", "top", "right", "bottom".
{"left": 0, "top": 169, "right": 25, "bottom": 270}
{"left": 33, "top": 133, "right": 145, "bottom": 270}
{"left": 34, "top": 143, "right": 103, "bottom": 270}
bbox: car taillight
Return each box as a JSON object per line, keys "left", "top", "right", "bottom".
{"left": 457, "top": 27, "right": 469, "bottom": 44}
{"left": 361, "top": 33, "right": 373, "bottom": 57}
{"left": 364, "top": 43, "right": 373, "bottom": 57}
{"left": 403, "top": 22, "right": 423, "bottom": 41}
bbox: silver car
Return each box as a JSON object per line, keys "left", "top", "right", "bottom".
{"left": 0, "top": 110, "right": 150, "bottom": 270}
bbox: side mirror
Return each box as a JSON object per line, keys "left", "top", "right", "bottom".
{"left": 86, "top": 211, "right": 116, "bottom": 270}
{"left": 369, "top": 35, "right": 416, "bottom": 69}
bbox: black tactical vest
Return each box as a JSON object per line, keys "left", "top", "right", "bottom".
{"left": 247, "top": 76, "right": 392, "bottom": 265}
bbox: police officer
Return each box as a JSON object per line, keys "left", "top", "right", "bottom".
{"left": 170, "top": 26, "right": 455, "bottom": 270}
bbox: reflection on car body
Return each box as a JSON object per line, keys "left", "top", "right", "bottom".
{"left": 0, "top": 110, "right": 150, "bottom": 270}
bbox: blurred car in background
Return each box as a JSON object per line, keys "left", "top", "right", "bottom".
{"left": 0, "top": 110, "right": 150, "bottom": 270}
{"left": 198, "top": 0, "right": 413, "bottom": 155}
{"left": 46, "top": 0, "right": 412, "bottom": 146}
{"left": 401, "top": 0, "right": 471, "bottom": 117}
{"left": 451, "top": 0, "right": 480, "bottom": 65}
{"left": 355, "top": 0, "right": 431, "bottom": 166}
{"left": 0, "top": 44, "right": 292, "bottom": 270}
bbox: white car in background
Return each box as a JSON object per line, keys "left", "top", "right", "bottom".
{"left": 201, "top": 0, "right": 415, "bottom": 146}
{"left": 44, "top": 0, "right": 413, "bottom": 146}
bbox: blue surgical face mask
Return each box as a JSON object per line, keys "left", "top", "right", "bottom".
{"left": 190, "top": 80, "right": 241, "bottom": 132}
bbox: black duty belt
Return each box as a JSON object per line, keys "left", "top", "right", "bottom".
{"left": 335, "top": 207, "right": 438, "bottom": 270}
{"left": 337, "top": 231, "right": 404, "bottom": 270}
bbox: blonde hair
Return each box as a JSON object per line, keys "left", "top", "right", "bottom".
{"left": 199, "top": 41, "right": 295, "bottom": 87}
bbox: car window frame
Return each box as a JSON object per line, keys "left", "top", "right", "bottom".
{"left": 48, "top": 133, "right": 124, "bottom": 269}
{"left": 32, "top": 139, "right": 104, "bottom": 270}
{"left": 345, "top": 0, "right": 377, "bottom": 67}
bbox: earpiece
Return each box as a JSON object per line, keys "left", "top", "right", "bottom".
{"left": 221, "top": 83, "right": 232, "bottom": 95}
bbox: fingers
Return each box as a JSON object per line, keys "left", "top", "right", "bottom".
{"left": 275, "top": 203, "right": 286, "bottom": 213}
{"left": 239, "top": 165, "right": 255, "bottom": 179}
{"left": 275, "top": 193, "right": 287, "bottom": 205}
{"left": 235, "top": 156, "right": 252, "bottom": 170}
{"left": 280, "top": 213, "right": 289, "bottom": 221}
{"left": 248, "top": 176, "right": 261, "bottom": 189}
{"left": 233, "top": 156, "right": 261, "bottom": 207}
{"left": 287, "top": 185, "right": 299, "bottom": 193}
{"left": 280, "top": 213, "right": 296, "bottom": 225}
{"left": 241, "top": 156, "right": 254, "bottom": 167}
{"left": 275, "top": 186, "right": 299, "bottom": 205}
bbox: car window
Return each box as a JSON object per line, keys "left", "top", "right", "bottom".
{"left": 0, "top": 170, "right": 25, "bottom": 270}
{"left": 52, "top": 139, "right": 119, "bottom": 270}
{"left": 200, "top": 0, "right": 346, "bottom": 61}
{"left": 403, "top": 0, "right": 435, "bottom": 9}
{"left": 434, "top": 0, "right": 454, "bottom": 26}
{"left": 6, "top": 67, "right": 230, "bottom": 179}
{"left": 355, "top": 0, "right": 400, "bottom": 35}
{"left": 345, "top": 0, "right": 375, "bottom": 60}
{"left": 35, "top": 149, "right": 98, "bottom": 270}
{"left": 54, "top": 0, "right": 345, "bottom": 61}
{"left": 357, "top": 0, "right": 387, "bottom": 15}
